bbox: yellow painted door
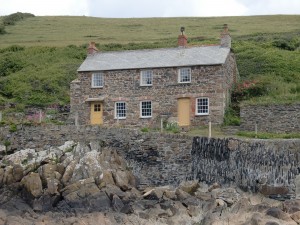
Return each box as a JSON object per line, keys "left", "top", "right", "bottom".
{"left": 90, "top": 102, "right": 103, "bottom": 125}
{"left": 178, "top": 98, "right": 190, "bottom": 126}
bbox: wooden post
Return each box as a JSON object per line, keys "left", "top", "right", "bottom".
{"left": 208, "top": 121, "right": 212, "bottom": 138}
{"left": 75, "top": 112, "right": 79, "bottom": 127}
{"left": 161, "top": 118, "right": 163, "bottom": 132}
{"left": 255, "top": 123, "right": 258, "bottom": 138}
{"left": 0, "top": 111, "right": 2, "bottom": 122}
{"left": 39, "top": 110, "right": 42, "bottom": 123}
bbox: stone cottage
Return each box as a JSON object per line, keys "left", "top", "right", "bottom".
{"left": 70, "top": 24, "right": 238, "bottom": 127}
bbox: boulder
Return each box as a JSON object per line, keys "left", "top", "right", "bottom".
{"left": 113, "top": 170, "right": 130, "bottom": 191}
{"left": 259, "top": 185, "right": 289, "bottom": 196}
{"left": 46, "top": 178, "right": 60, "bottom": 195}
{"left": 3, "top": 149, "right": 36, "bottom": 166}
{"left": 12, "top": 164, "right": 24, "bottom": 182}
{"left": 58, "top": 141, "right": 75, "bottom": 153}
{"left": 73, "top": 142, "right": 90, "bottom": 157}
{"left": 69, "top": 150, "right": 102, "bottom": 184}
{"left": 0, "top": 168, "right": 4, "bottom": 186}
{"left": 0, "top": 144, "right": 6, "bottom": 156}
{"left": 212, "top": 188, "right": 240, "bottom": 206}
{"left": 143, "top": 188, "right": 164, "bottom": 200}
{"left": 283, "top": 200, "right": 300, "bottom": 214}
{"left": 21, "top": 172, "right": 43, "bottom": 198}
{"left": 104, "top": 184, "right": 126, "bottom": 199}
{"left": 265, "top": 207, "right": 292, "bottom": 222}
{"left": 100, "top": 170, "right": 115, "bottom": 186}
{"left": 112, "top": 194, "right": 124, "bottom": 212}
{"left": 3, "top": 166, "right": 14, "bottom": 185}
{"left": 291, "top": 211, "right": 300, "bottom": 223}
{"left": 179, "top": 180, "right": 199, "bottom": 194}
{"left": 61, "top": 158, "right": 79, "bottom": 185}
{"left": 175, "top": 188, "right": 191, "bottom": 201}
{"left": 38, "top": 163, "right": 57, "bottom": 186}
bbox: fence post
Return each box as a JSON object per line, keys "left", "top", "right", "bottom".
{"left": 161, "top": 118, "right": 163, "bottom": 132}
{"left": 208, "top": 121, "right": 212, "bottom": 138}
{"left": 75, "top": 112, "right": 79, "bottom": 127}
{"left": 39, "top": 110, "right": 42, "bottom": 123}
{"left": 0, "top": 111, "right": 2, "bottom": 122}
{"left": 255, "top": 122, "right": 258, "bottom": 138}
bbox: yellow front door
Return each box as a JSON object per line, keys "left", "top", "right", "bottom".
{"left": 90, "top": 102, "right": 103, "bottom": 125}
{"left": 178, "top": 98, "right": 190, "bottom": 126}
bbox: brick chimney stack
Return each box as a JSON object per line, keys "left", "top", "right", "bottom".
{"left": 87, "top": 42, "right": 98, "bottom": 55}
{"left": 220, "top": 24, "right": 231, "bottom": 48}
{"left": 178, "top": 27, "right": 188, "bottom": 47}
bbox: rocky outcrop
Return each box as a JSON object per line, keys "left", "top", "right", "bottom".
{"left": 1, "top": 141, "right": 300, "bottom": 225}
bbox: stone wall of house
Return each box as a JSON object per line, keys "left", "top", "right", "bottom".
{"left": 1, "top": 125, "right": 299, "bottom": 195}
{"left": 240, "top": 104, "right": 300, "bottom": 133}
{"left": 70, "top": 53, "right": 237, "bottom": 128}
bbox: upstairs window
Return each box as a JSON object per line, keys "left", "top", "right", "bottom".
{"left": 115, "top": 102, "right": 126, "bottom": 119}
{"left": 140, "top": 70, "right": 153, "bottom": 86}
{"left": 178, "top": 68, "right": 191, "bottom": 83}
{"left": 92, "top": 73, "right": 104, "bottom": 88}
{"left": 140, "top": 101, "right": 152, "bottom": 118}
{"left": 196, "top": 98, "right": 209, "bottom": 115}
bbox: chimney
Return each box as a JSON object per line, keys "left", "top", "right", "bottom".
{"left": 178, "top": 27, "right": 188, "bottom": 47}
{"left": 220, "top": 24, "right": 231, "bottom": 48}
{"left": 87, "top": 42, "right": 98, "bottom": 55}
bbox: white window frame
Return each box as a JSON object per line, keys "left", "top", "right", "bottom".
{"left": 115, "top": 102, "right": 126, "bottom": 119}
{"left": 196, "top": 98, "right": 209, "bottom": 115}
{"left": 91, "top": 72, "right": 104, "bottom": 88}
{"left": 140, "top": 101, "right": 152, "bottom": 118}
{"left": 140, "top": 70, "right": 153, "bottom": 86}
{"left": 178, "top": 67, "right": 191, "bottom": 83}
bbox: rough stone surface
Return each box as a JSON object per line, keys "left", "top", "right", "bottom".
{"left": 21, "top": 172, "right": 43, "bottom": 198}
{"left": 240, "top": 104, "right": 300, "bottom": 133}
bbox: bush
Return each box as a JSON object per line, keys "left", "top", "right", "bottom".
{"left": 223, "top": 108, "right": 240, "bottom": 126}
{"left": 164, "top": 122, "right": 180, "bottom": 133}
{"left": 0, "top": 23, "right": 6, "bottom": 35}
{"left": 2, "top": 12, "right": 35, "bottom": 26}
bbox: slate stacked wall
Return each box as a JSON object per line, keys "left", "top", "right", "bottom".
{"left": 240, "top": 104, "right": 300, "bottom": 133}
{"left": 70, "top": 54, "right": 237, "bottom": 127}
{"left": 1, "top": 125, "right": 299, "bottom": 194}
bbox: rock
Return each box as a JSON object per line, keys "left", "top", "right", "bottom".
{"left": 61, "top": 158, "right": 79, "bottom": 185}
{"left": 259, "top": 185, "right": 289, "bottom": 196}
{"left": 69, "top": 150, "right": 102, "bottom": 184}
{"left": 283, "top": 200, "right": 300, "bottom": 214}
{"left": 143, "top": 188, "right": 163, "bottom": 200}
{"left": 89, "top": 140, "right": 101, "bottom": 152}
{"left": 58, "top": 141, "right": 75, "bottom": 153}
{"left": 195, "top": 191, "right": 212, "bottom": 201}
{"left": 113, "top": 170, "right": 130, "bottom": 191}
{"left": 21, "top": 172, "right": 43, "bottom": 198}
{"left": 3, "top": 149, "right": 36, "bottom": 166}
{"left": 215, "top": 198, "right": 226, "bottom": 207}
{"left": 265, "top": 207, "right": 292, "bottom": 221}
{"left": 208, "top": 183, "right": 221, "bottom": 192}
{"left": 100, "top": 170, "right": 115, "bottom": 186}
{"left": 175, "top": 188, "right": 191, "bottom": 201}
{"left": 46, "top": 178, "right": 60, "bottom": 195}
{"left": 120, "top": 204, "right": 133, "bottom": 214}
{"left": 164, "top": 189, "right": 177, "bottom": 200}
{"left": 0, "top": 168, "right": 4, "bottom": 186}
{"left": 38, "top": 164, "right": 57, "bottom": 186}
{"left": 179, "top": 180, "right": 199, "bottom": 194}
{"left": 295, "top": 175, "right": 300, "bottom": 200}
{"left": 12, "top": 164, "right": 24, "bottom": 182}
{"left": 291, "top": 211, "right": 300, "bottom": 223}
{"left": 112, "top": 194, "right": 124, "bottom": 212}
{"left": 103, "top": 184, "right": 126, "bottom": 199}
{"left": 32, "top": 194, "right": 61, "bottom": 212}
{"left": 73, "top": 142, "right": 90, "bottom": 157}
{"left": 214, "top": 188, "right": 240, "bottom": 206}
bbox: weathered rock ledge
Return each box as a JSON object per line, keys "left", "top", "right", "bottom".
{"left": 1, "top": 141, "right": 300, "bottom": 225}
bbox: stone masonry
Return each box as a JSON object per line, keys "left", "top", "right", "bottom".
{"left": 70, "top": 53, "right": 237, "bottom": 128}
{"left": 240, "top": 104, "right": 300, "bottom": 133}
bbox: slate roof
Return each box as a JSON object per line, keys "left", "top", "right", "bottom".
{"left": 77, "top": 45, "right": 230, "bottom": 72}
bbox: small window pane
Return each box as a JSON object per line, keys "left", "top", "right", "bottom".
{"left": 179, "top": 68, "right": 191, "bottom": 83}
{"left": 141, "top": 101, "right": 152, "bottom": 118}
{"left": 141, "top": 70, "right": 153, "bottom": 86}
{"left": 94, "top": 104, "right": 101, "bottom": 112}
{"left": 115, "top": 102, "right": 126, "bottom": 119}
{"left": 196, "top": 98, "right": 209, "bottom": 115}
{"left": 92, "top": 73, "right": 104, "bottom": 87}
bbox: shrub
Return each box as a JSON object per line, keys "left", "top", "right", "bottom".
{"left": 223, "top": 108, "right": 240, "bottom": 126}
{"left": 164, "top": 122, "right": 180, "bottom": 133}
{"left": 0, "top": 23, "right": 6, "bottom": 35}
{"left": 141, "top": 127, "right": 149, "bottom": 132}
{"left": 3, "top": 12, "right": 35, "bottom": 26}
{"left": 9, "top": 123, "right": 17, "bottom": 132}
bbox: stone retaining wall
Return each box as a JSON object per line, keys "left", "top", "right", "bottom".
{"left": 240, "top": 104, "right": 300, "bottom": 133}
{"left": 1, "top": 125, "right": 299, "bottom": 195}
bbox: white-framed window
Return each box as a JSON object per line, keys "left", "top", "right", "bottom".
{"left": 178, "top": 67, "right": 191, "bottom": 83}
{"left": 140, "top": 70, "right": 153, "bottom": 86}
{"left": 196, "top": 98, "right": 209, "bottom": 115}
{"left": 92, "top": 72, "right": 104, "bottom": 88}
{"left": 140, "top": 101, "right": 152, "bottom": 118}
{"left": 115, "top": 102, "right": 126, "bottom": 119}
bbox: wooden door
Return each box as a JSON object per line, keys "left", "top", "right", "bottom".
{"left": 90, "top": 102, "right": 103, "bottom": 125}
{"left": 178, "top": 98, "right": 190, "bottom": 126}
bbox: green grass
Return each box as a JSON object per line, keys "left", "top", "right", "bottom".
{"left": 236, "top": 131, "right": 300, "bottom": 139}
{"left": 0, "top": 14, "right": 299, "bottom": 108}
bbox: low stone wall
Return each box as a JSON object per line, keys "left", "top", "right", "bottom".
{"left": 191, "top": 137, "right": 300, "bottom": 196}
{"left": 1, "top": 125, "right": 300, "bottom": 195}
{"left": 240, "top": 104, "right": 300, "bottom": 133}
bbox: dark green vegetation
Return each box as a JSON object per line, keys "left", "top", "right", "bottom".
{"left": 0, "top": 14, "right": 299, "bottom": 110}
{"left": 237, "top": 131, "right": 300, "bottom": 139}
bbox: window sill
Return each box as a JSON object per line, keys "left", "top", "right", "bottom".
{"left": 114, "top": 117, "right": 126, "bottom": 120}
{"left": 140, "top": 116, "right": 152, "bottom": 119}
{"left": 91, "top": 86, "right": 103, "bottom": 89}
{"left": 195, "top": 113, "right": 209, "bottom": 116}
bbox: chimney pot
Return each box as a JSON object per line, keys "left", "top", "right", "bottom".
{"left": 87, "top": 42, "right": 98, "bottom": 55}
{"left": 178, "top": 27, "right": 188, "bottom": 47}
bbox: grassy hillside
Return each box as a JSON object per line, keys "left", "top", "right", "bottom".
{"left": 0, "top": 14, "right": 299, "bottom": 109}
